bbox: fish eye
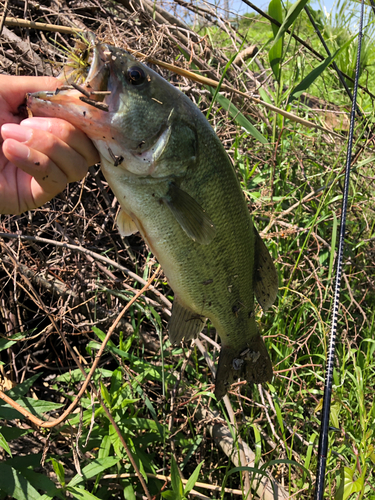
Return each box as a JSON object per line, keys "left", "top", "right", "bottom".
{"left": 127, "top": 66, "right": 146, "bottom": 85}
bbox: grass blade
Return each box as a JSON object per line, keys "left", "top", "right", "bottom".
{"left": 214, "top": 92, "right": 267, "bottom": 144}
{"left": 268, "top": 0, "right": 284, "bottom": 80}
{"left": 271, "top": 0, "right": 309, "bottom": 50}
{"left": 289, "top": 34, "right": 357, "bottom": 103}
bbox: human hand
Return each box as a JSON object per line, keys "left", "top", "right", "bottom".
{"left": 0, "top": 75, "right": 99, "bottom": 214}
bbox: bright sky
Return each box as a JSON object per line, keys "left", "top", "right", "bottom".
{"left": 229, "top": 0, "right": 336, "bottom": 16}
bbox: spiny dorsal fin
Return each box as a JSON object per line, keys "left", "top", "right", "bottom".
{"left": 116, "top": 210, "right": 138, "bottom": 237}
{"left": 168, "top": 298, "right": 206, "bottom": 345}
{"left": 162, "top": 183, "right": 216, "bottom": 245}
{"left": 253, "top": 227, "right": 278, "bottom": 311}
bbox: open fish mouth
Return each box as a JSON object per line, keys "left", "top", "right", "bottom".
{"left": 27, "top": 32, "right": 113, "bottom": 115}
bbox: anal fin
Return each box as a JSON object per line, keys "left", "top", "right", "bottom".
{"left": 214, "top": 335, "right": 273, "bottom": 400}
{"left": 168, "top": 299, "right": 206, "bottom": 345}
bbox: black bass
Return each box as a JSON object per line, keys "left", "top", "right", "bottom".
{"left": 27, "top": 36, "right": 278, "bottom": 399}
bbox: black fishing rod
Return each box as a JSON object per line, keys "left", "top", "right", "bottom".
{"left": 314, "top": 0, "right": 365, "bottom": 498}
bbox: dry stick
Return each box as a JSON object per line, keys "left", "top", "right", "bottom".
{"left": 4, "top": 16, "right": 82, "bottom": 34}
{"left": 0, "top": 268, "right": 159, "bottom": 500}
{"left": 0, "top": 0, "right": 9, "bottom": 37}
{"left": 0, "top": 232, "right": 171, "bottom": 309}
{"left": 4, "top": 17, "right": 342, "bottom": 139}
{"left": 103, "top": 472, "right": 244, "bottom": 495}
{"left": 0, "top": 267, "right": 159, "bottom": 428}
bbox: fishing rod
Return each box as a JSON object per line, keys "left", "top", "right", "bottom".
{"left": 314, "top": 0, "right": 365, "bottom": 498}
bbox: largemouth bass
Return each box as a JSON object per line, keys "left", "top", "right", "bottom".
{"left": 27, "top": 36, "right": 278, "bottom": 399}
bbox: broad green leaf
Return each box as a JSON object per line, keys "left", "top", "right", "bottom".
{"left": 100, "top": 381, "right": 111, "bottom": 408}
{"left": 0, "top": 396, "right": 62, "bottom": 422}
{"left": 0, "top": 338, "right": 17, "bottom": 351}
{"left": 270, "top": 0, "right": 309, "bottom": 50}
{"left": 330, "top": 401, "right": 340, "bottom": 429}
{"left": 214, "top": 92, "right": 267, "bottom": 144}
{"left": 258, "top": 88, "right": 272, "bottom": 104}
{"left": 161, "top": 491, "right": 179, "bottom": 500}
{"left": 0, "top": 431, "right": 12, "bottom": 456}
{"left": 170, "top": 457, "right": 183, "bottom": 499}
{"left": 0, "top": 426, "right": 31, "bottom": 441}
{"left": 4, "top": 453, "right": 42, "bottom": 469}
{"left": 268, "top": 0, "right": 283, "bottom": 80}
{"left": 19, "top": 469, "right": 64, "bottom": 499}
{"left": 334, "top": 466, "right": 364, "bottom": 500}
{"left": 0, "top": 463, "right": 40, "bottom": 500}
{"left": 251, "top": 424, "right": 262, "bottom": 465}
{"left": 5, "top": 374, "right": 40, "bottom": 399}
{"left": 123, "top": 482, "right": 136, "bottom": 500}
{"left": 12, "top": 398, "right": 63, "bottom": 417}
{"left": 289, "top": 34, "right": 356, "bottom": 103}
{"left": 0, "top": 333, "right": 25, "bottom": 352}
{"left": 302, "top": 433, "right": 316, "bottom": 484}
{"left": 68, "top": 486, "right": 102, "bottom": 499}
{"left": 98, "top": 434, "right": 111, "bottom": 459}
{"left": 55, "top": 368, "right": 113, "bottom": 384}
{"left": 51, "top": 458, "right": 65, "bottom": 487}
{"left": 68, "top": 457, "right": 120, "bottom": 488}
{"left": 184, "top": 461, "right": 204, "bottom": 496}
{"left": 110, "top": 367, "right": 123, "bottom": 395}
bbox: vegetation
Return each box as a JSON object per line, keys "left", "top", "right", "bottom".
{"left": 0, "top": 0, "right": 374, "bottom": 499}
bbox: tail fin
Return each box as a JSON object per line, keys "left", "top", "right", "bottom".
{"left": 214, "top": 335, "right": 273, "bottom": 400}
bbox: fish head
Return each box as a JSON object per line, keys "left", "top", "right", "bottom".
{"left": 27, "top": 34, "right": 190, "bottom": 178}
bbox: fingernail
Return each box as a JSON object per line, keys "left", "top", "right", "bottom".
{"left": 1, "top": 123, "right": 33, "bottom": 142}
{"left": 5, "top": 139, "right": 30, "bottom": 160}
{"left": 20, "top": 117, "right": 50, "bottom": 131}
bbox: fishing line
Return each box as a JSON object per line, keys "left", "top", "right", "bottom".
{"left": 314, "top": 0, "right": 365, "bottom": 498}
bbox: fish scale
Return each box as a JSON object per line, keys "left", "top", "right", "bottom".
{"left": 27, "top": 36, "right": 278, "bottom": 399}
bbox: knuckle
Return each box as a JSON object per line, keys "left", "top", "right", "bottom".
{"left": 67, "top": 156, "right": 88, "bottom": 182}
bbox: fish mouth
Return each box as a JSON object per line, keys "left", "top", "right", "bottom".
{"left": 27, "top": 34, "right": 172, "bottom": 173}
{"left": 27, "top": 32, "right": 113, "bottom": 117}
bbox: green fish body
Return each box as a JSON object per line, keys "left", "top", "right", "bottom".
{"left": 28, "top": 39, "right": 278, "bottom": 398}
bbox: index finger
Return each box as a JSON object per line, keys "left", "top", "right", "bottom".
{"left": 1, "top": 76, "right": 60, "bottom": 112}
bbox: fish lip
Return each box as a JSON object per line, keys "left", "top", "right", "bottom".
{"left": 27, "top": 32, "right": 112, "bottom": 106}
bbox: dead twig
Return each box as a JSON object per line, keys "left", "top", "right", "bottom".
{"left": 0, "top": 232, "right": 171, "bottom": 309}
{"left": 0, "top": 268, "right": 160, "bottom": 429}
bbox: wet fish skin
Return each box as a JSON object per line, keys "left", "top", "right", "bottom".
{"left": 27, "top": 41, "right": 278, "bottom": 399}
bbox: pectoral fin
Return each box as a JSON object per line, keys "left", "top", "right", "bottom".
{"left": 117, "top": 210, "right": 139, "bottom": 237}
{"left": 162, "top": 183, "right": 216, "bottom": 245}
{"left": 168, "top": 298, "right": 206, "bottom": 344}
{"left": 253, "top": 227, "right": 278, "bottom": 311}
